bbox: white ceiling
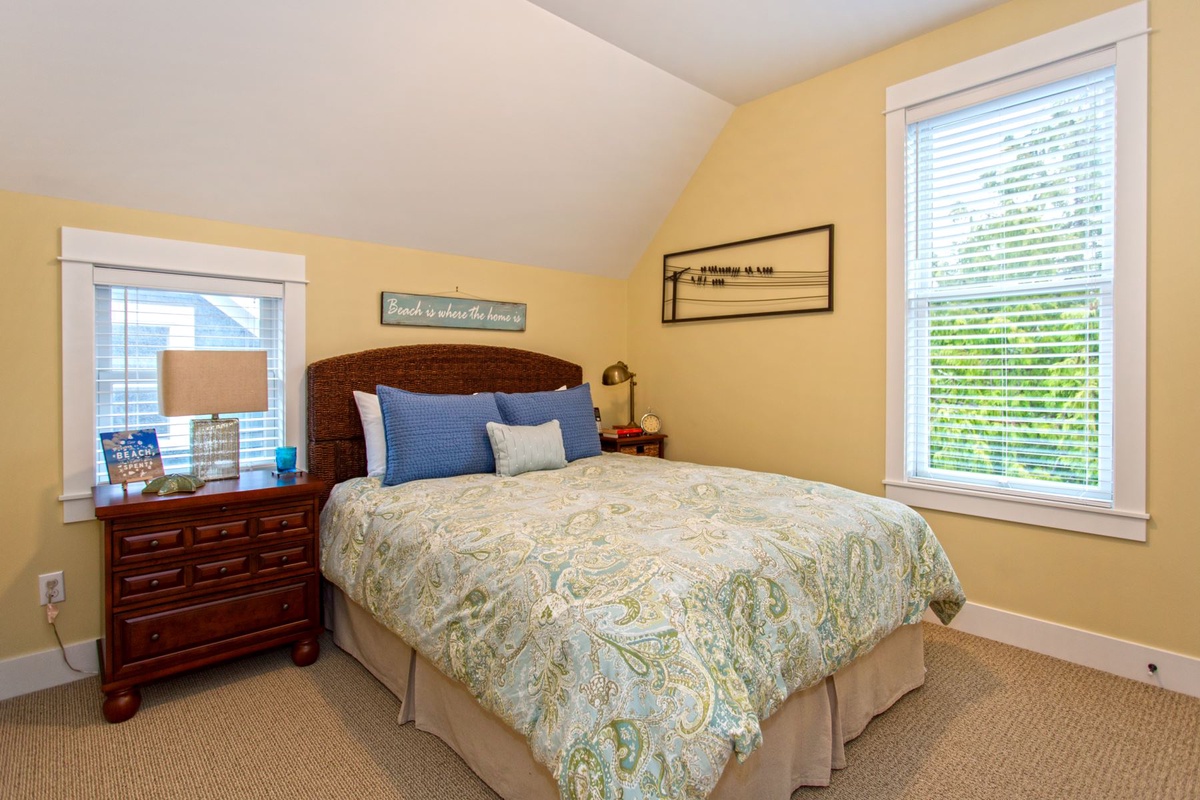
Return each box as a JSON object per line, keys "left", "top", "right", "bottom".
{"left": 0, "top": 0, "right": 1003, "bottom": 279}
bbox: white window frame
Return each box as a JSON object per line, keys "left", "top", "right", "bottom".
{"left": 883, "top": 2, "right": 1149, "bottom": 541}
{"left": 59, "top": 228, "right": 306, "bottom": 523}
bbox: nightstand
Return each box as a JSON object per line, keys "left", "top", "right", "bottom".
{"left": 92, "top": 471, "right": 325, "bottom": 723}
{"left": 600, "top": 432, "right": 668, "bottom": 458}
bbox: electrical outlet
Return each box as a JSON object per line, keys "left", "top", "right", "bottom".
{"left": 38, "top": 571, "right": 65, "bottom": 605}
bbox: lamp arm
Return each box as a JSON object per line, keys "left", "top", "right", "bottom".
{"left": 628, "top": 376, "right": 637, "bottom": 428}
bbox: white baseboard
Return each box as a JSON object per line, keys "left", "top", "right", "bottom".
{"left": 0, "top": 640, "right": 100, "bottom": 701}
{"left": 925, "top": 601, "right": 1200, "bottom": 699}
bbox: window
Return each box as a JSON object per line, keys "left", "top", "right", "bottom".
{"left": 884, "top": 3, "right": 1148, "bottom": 540}
{"left": 60, "top": 229, "right": 306, "bottom": 522}
{"left": 94, "top": 273, "right": 285, "bottom": 482}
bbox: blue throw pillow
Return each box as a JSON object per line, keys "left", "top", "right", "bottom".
{"left": 495, "top": 383, "right": 601, "bottom": 462}
{"left": 377, "top": 385, "right": 503, "bottom": 485}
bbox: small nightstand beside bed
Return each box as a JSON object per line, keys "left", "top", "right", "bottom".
{"left": 308, "top": 344, "right": 964, "bottom": 800}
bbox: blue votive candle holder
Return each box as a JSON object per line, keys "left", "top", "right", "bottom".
{"left": 275, "top": 446, "right": 297, "bottom": 473}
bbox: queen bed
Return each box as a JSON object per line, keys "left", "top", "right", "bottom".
{"left": 307, "top": 344, "right": 963, "bottom": 800}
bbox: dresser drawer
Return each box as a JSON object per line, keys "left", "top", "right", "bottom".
{"left": 258, "top": 509, "right": 309, "bottom": 538}
{"left": 117, "top": 568, "right": 186, "bottom": 603}
{"left": 256, "top": 542, "right": 310, "bottom": 575}
{"left": 194, "top": 519, "right": 251, "bottom": 547}
{"left": 193, "top": 555, "right": 252, "bottom": 586}
{"left": 117, "top": 580, "right": 313, "bottom": 665}
{"left": 117, "top": 528, "right": 186, "bottom": 562}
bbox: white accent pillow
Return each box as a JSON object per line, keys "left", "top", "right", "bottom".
{"left": 353, "top": 390, "right": 387, "bottom": 478}
{"left": 485, "top": 420, "right": 567, "bottom": 477}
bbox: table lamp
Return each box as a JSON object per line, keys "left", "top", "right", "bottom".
{"left": 157, "top": 350, "right": 269, "bottom": 480}
{"left": 601, "top": 360, "right": 638, "bottom": 428}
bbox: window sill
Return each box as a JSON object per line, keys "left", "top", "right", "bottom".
{"left": 59, "top": 493, "right": 96, "bottom": 524}
{"left": 883, "top": 480, "right": 1148, "bottom": 541}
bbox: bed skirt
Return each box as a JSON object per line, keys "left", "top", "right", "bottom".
{"left": 326, "top": 585, "right": 925, "bottom": 799}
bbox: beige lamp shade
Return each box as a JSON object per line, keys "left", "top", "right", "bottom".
{"left": 157, "top": 350, "right": 269, "bottom": 417}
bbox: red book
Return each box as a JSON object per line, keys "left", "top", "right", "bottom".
{"left": 600, "top": 427, "right": 643, "bottom": 438}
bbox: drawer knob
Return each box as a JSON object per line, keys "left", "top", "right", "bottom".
{"left": 280, "top": 520, "right": 289, "bottom": 529}
{"left": 149, "top": 539, "right": 160, "bottom": 548}
{"left": 280, "top": 555, "right": 289, "bottom": 564}
{"left": 149, "top": 579, "right": 160, "bottom": 589}
{"left": 219, "top": 529, "right": 229, "bottom": 538}
{"left": 150, "top": 633, "right": 160, "bottom": 642}
{"left": 282, "top": 603, "right": 290, "bottom": 612}
{"left": 221, "top": 506, "right": 228, "bottom": 512}
{"left": 218, "top": 566, "right": 228, "bottom": 575}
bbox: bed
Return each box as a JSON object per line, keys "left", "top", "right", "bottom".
{"left": 307, "top": 344, "right": 964, "bottom": 800}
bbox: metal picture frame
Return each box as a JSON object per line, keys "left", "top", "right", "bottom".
{"left": 662, "top": 224, "right": 834, "bottom": 323}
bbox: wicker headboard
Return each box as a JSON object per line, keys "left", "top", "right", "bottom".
{"left": 306, "top": 344, "right": 584, "bottom": 500}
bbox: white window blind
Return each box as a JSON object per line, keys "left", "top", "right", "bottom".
{"left": 93, "top": 276, "right": 285, "bottom": 483}
{"left": 904, "top": 63, "right": 1116, "bottom": 505}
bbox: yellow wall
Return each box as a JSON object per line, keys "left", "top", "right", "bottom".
{"left": 628, "top": 0, "right": 1200, "bottom": 658}
{"left": 0, "top": 190, "right": 627, "bottom": 660}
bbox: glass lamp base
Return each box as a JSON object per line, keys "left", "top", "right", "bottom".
{"left": 190, "top": 417, "right": 240, "bottom": 481}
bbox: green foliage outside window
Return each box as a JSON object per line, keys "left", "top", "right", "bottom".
{"left": 924, "top": 110, "right": 1108, "bottom": 488}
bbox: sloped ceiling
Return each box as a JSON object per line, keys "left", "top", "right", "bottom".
{"left": 528, "top": 0, "right": 1008, "bottom": 106}
{"left": 0, "top": 0, "right": 1003, "bottom": 278}
{"left": 0, "top": 0, "right": 732, "bottom": 278}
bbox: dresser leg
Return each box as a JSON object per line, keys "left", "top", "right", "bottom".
{"left": 103, "top": 686, "right": 141, "bottom": 723}
{"left": 291, "top": 637, "right": 320, "bottom": 667}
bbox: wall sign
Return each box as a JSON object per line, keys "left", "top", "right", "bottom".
{"left": 662, "top": 224, "right": 833, "bottom": 323}
{"left": 381, "top": 292, "right": 526, "bottom": 331}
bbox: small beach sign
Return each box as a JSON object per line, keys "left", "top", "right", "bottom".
{"left": 381, "top": 292, "right": 526, "bottom": 332}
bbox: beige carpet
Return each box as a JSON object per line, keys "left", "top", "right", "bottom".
{"left": 1, "top": 624, "right": 1196, "bottom": 799}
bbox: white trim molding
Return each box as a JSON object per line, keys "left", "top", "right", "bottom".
{"left": 883, "top": 3, "right": 1150, "bottom": 113}
{"left": 884, "top": 482, "right": 1149, "bottom": 542}
{"left": 926, "top": 602, "right": 1200, "bottom": 699}
{"left": 0, "top": 640, "right": 100, "bottom": 701}
{"left": 60, "top": 228, "right": 307, "bottom": 284}
{"left": 59, "top": 228, "right": 307, "bottom": 523}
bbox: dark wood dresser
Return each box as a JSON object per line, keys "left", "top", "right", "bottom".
{"left": 92, "top": 471, "right": 325, "bottom": 723}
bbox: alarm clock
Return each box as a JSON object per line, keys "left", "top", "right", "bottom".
{"left": 640, "top": 411, "right": 662, "bottom": 434}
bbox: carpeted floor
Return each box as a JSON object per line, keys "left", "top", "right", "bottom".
{"left": 1, "top": 623, "right": 1196, "bottom": 799}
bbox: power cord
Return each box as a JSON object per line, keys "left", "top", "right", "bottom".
{"left": 44, "top": 580, "right": 95, "bottom": 676}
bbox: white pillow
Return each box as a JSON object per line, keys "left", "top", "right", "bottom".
{"left": 353, "top": 390, "right": 386, "bottom": 478}
{"left": 485, "top": 420, "right": 567, "bottom": 477}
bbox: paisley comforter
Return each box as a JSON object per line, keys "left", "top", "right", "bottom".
{"left": 320, "top": 454, "right": 964, "bottom": 800}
